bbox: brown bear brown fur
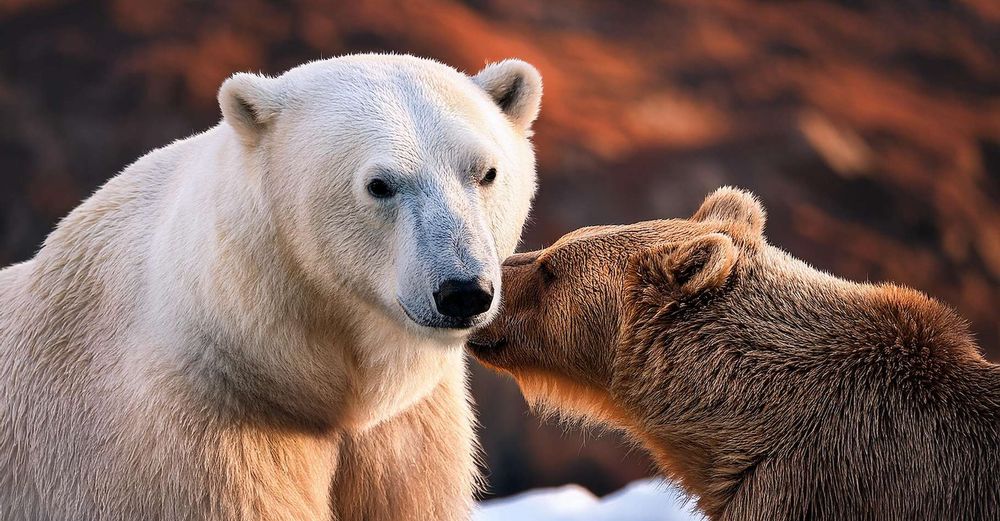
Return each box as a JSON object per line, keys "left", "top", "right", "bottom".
{"left": 469, "top": 187, "right": 1000, "bottom": 520}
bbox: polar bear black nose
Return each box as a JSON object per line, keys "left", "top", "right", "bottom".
{"left": 434, "top": 278, "right": 494, "bottom": 320}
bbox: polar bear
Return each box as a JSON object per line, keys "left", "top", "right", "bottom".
{"left": 0, "top": 54, "right": 542, "bottom": 520}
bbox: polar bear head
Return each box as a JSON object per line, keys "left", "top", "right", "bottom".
{"left": 217, "top": 55, "right": 541, "bottom": 337}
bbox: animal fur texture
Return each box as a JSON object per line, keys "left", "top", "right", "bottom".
{"left": 469, "top": 187, "right": 1000, "bottom": 521}
{"left": 0, "top": 54, "right": 542, "bottom": 520}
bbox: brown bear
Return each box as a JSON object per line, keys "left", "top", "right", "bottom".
{"left": 468, "top": 187, "right": 1000, "bottom": 520}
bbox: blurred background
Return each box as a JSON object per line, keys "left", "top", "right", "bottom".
{"left": 1, "top": 0, "right": 997, "bottom": 500}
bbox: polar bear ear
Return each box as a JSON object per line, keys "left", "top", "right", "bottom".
{"left": 218, "top": 72, "right": 282, "bottom": 145}
{"left": 692, "top": 186, "right": 766, "bottom": 240}
{"left": 473, "top": 59, "right": 543, "bottom": 132}
{"left": 643, "top": 233, "right": 737, "bottom": 297}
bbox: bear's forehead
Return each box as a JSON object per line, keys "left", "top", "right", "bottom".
{"left": 283, "top": 54, "right": 465, "bottom": 85}
{"left": 550, "top": 219, "right": 711, "bottom": 252}
{"left": 278, "top": 65, "right": 504, "bottom": 154}
{"left": 535, "top": 219, "right": 711, "bottom": 271}
{"left": 283, "top": 58, "right": 488, "bottom": 116}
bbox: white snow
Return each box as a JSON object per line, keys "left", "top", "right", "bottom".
{"left": 474, "top": 479, "right": 705, "bottom": 521}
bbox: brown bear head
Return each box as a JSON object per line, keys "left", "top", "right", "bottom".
{"left": 467, "top": 187, "right": 767, "bottom": 422}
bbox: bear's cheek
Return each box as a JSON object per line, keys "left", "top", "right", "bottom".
{"left": 509, "top": 312, "right": 563, "bottom": 370}
{"left": 484, "top": 197, "right": 528, "bottom": 259}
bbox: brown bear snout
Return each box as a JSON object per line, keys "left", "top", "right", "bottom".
{"left": 502, "top": 250, "right": 541, "bottom": 267}
{"left": 467, "top": 251, "right": 542, "bottom": 361}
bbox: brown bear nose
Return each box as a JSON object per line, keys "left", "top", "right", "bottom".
{"left": 434, "top": 278, "right": 494, "bottom": 319}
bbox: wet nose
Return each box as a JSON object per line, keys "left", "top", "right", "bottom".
{"left": 434, "top": 278, "right": 494, "bottom": 319}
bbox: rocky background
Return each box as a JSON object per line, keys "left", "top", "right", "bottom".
{"left": 2, "top": 0, "right": 997, "bottom": 499}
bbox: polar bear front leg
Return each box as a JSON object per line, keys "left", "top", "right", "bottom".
{"left": 329, "top": 366, "right": 480, "bottom": 521}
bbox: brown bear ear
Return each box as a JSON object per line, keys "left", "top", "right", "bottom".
{"left": 649, "top": 233, "right": 738, "bottom": 296}
{"left": 473, "top": 59, "right": 543, "bottom": 132}
{"left": 218, "top": 72, "right": 282, "bottom": 145}
{"left": 692, "top": 186, "right": 766, "bottom": 240}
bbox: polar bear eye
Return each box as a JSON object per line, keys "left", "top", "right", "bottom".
{"left": 366, "top": 179, "right": 395, "bottom": 199}
{"left": 480, "top": 167, "right": 498, "bottom": 187}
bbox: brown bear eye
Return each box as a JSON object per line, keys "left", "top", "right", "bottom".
{"left": 366, "top": 178, "right": 395, "bottom": 199}
{"left": 539, "top": 261, "right": 556, "bottom": 284}
{"left": 480, "top": 167, "right": 497, "bottom": 186}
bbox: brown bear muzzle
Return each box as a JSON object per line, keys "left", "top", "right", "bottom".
{"left": 466, "top": 250, "right": 543, "bottom": 362}
{"left": 466, "top": 335, "right": 507, "bottom": 355}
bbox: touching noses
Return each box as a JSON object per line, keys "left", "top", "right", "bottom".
{"left": 434, "top": 278, "right": 494, "bottom": 320}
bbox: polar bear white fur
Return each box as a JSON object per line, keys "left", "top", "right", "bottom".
{"left": 0, "top": 54, "right": 542, "bottom": 521}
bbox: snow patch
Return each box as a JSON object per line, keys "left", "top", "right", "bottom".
{"left": 474, "top": 479, "right": 705, "bottom": 521}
